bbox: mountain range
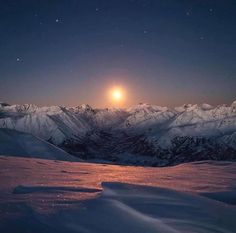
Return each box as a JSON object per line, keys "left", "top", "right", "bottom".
{"left": 0, "top": 100, "right": 236, "bottom": 166}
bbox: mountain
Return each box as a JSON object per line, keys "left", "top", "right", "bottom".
{"left": 0, "top": 101, "right": 236, "bottom": 165}
{"left": 0, "top": 104, "right": 91, "bottom": 144}
{"left": 0, "top": 128, "right": 77, "bottom": 161}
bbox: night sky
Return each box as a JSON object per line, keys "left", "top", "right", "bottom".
{"left": 0, "top": 0, "right": 235, "bottom": 108}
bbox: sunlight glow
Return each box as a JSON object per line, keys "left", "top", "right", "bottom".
{"left": 112, "top": 89, "right": 122, "bottom": 101}
{"left": 108, "top": 86, "right": 126, "bottom": 106}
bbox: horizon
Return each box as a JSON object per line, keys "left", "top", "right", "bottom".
{"left": 1, "top": 98, "right": 236, "bottom": 109}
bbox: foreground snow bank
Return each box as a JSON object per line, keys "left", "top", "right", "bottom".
{"left": 1, "top": 182, "right": 236, "bottom": 233}
{"left": 71, "top": 182, "right": 236, "bottom": 233}
{"left": 0, "top": 157, "right": 236, "bottom": 233}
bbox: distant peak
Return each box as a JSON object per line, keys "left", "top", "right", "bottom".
{"left": 0, "top": 102, "right": 10, "bottom": 107}
{"left": 15, "top": 104, "right": 38, "bottom": 112}
{"left": 69, "top": 104, "right": 94, "bottom": 113}
{"left": 80, "top": 104, "right": 92, "bottom": 110}
{"left": 182, "top": 104, "right": 196, "bottom": 108}
{"left": 78, "top": 104, "right": 94, "bottom": 112}
{"left": 201, "top": 103, "right": 214, "bottom": 110}
{"left": 231, "top": 100, "right": 236, "bottom": 108}
{"left": 138, "top": 102, "right": 149, "bottom": 106}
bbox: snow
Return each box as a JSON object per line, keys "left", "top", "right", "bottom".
{"left": 0, "top": 129, "right": 77, "bottom": 161}
{"left": 201, "top": 103, "right": 214, "bottom": 110}
{"left": 1, "top": 101, "right": 235, "bottom": 143}
{"left": 0, "top": 101, "right": 236, "bottom": 165}
{"left": 13, "top": 185, "right": 101, "bottom": 194}
{"left": 0, "top": 156, "right": 235, "bottom": 232}
{"left": 0, "top": 105, "right": 91, "bottom": 144}
{"left": 231, "top": 100, "right": 236, "bottom": 108}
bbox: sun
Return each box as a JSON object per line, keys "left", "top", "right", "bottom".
{"left": 110, "top": 87, "right": 124, "bottom": 103}
{"left": 112, "top": 89, "right": 122, "bottom": 101}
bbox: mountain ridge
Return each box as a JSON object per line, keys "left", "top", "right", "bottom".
{"left": 0, "top": 100, "right": 236, "bottom": 166}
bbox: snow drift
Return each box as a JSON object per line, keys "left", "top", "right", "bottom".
{"left": 0, "top": 157, "right": 236, "bottom": 233}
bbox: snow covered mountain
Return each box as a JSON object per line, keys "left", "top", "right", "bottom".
{"left": 0, "top": 128, "right": 77, "bottom": 161}
{"left": 0, "top": 104, "right": 91, "bottom": 144}
{"left": 0, "top": 101, "right": 236, "bottom": 165}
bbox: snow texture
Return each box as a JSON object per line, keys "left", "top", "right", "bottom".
{"left": 0, "top": 128, "right": 78, "bottom": 161}
{"left": 0, "top": 156, "right": 235, "bottom": 233}
{"left": 0, "top": 101, "right": 236, "bottom": 165}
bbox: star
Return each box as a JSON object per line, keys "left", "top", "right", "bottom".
{"left": 200, "top": 36, "right": 204, "bottom": 40}
{"left": 209, "top": 8, "right": 213, "bottom": 12}
{"left": 95, "top": 8, "right": 99, "bottom": 12}
{"left": 143, "top": 30, "right": 148, "bottom": 34}
{"left": 55, "top": 19, "right": 59, "bottom": 23}
{"left": 16, "top": 58, "right": 20, "bottom": 62}
{"left": 186, "top": 11, "right": 190, "bottom": 16}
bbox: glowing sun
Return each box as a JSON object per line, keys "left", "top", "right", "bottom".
{"left": 112, "top": 90, "right": 122, "bottom": 100}
{"left": 110, "top": 87, "right": 124, "bottom": 102}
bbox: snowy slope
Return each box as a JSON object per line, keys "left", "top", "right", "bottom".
{"left": 0, "top": 157, "right": 236, "bottom": 233}
{"left": 0, "top": 104, "right": 91, "bottom": 144}
{"left": 0, "top": 128, "right": 77, "bottom": 161}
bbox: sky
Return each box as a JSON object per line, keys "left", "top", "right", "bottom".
{"left": 0, "top": 0, "right": 235, "bottom": 108}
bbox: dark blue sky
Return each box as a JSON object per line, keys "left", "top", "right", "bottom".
{"left": 0, "top": 0, "right": 235, "bottom": 107}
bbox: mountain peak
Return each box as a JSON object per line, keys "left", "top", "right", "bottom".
{"left": 0, "top": 102, "right": 10, "bottom": 107}
{"left": 80, "top": 104, "right": 93, "bottom": 110}
{"left": 231, "top": 100, "right": 236, "bottom": 108}
{"left": 201, "top": 103, "right": 214, "bottom": 110}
